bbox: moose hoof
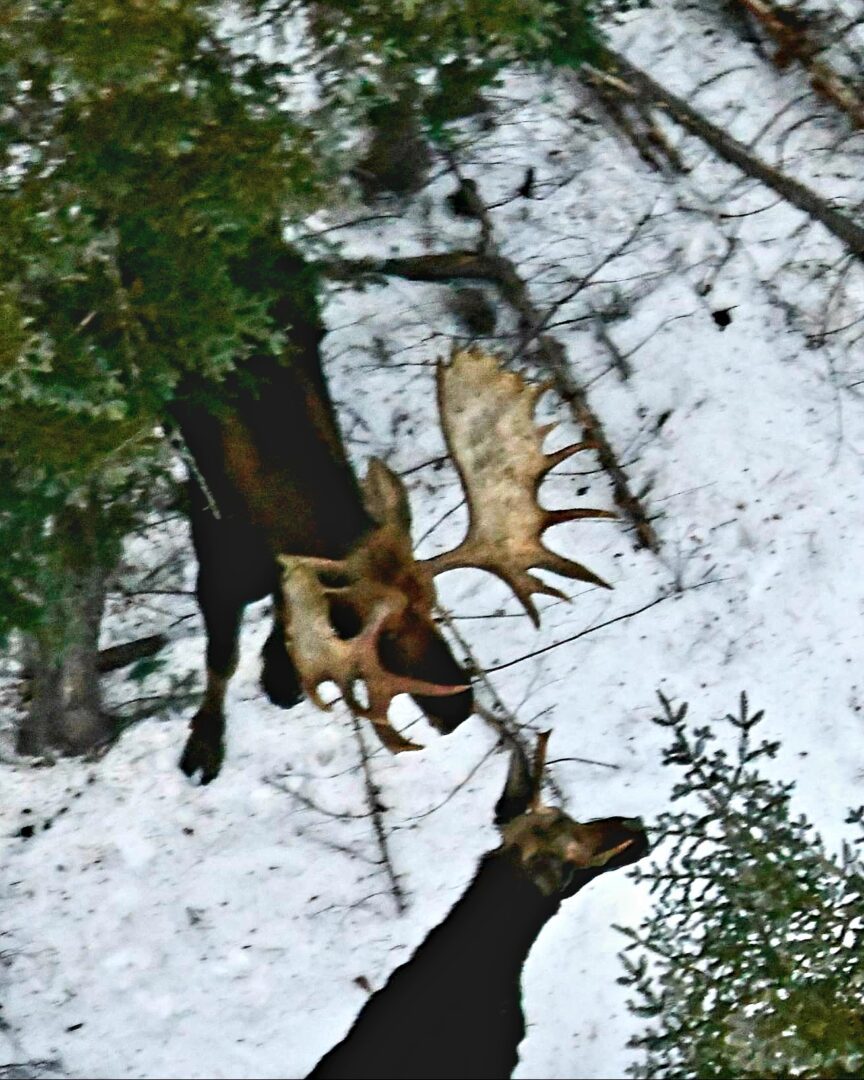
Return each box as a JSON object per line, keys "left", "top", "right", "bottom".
{"left": 179, "top": 726, "right": 225, "bottom": 785}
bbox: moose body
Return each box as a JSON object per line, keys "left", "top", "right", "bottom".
{"left": 309, "top": 855, "right": 565, "bottom": 1080}
{"left": 170, "top": 242, "right": 472, "bottom": 782}
{"left": 309, "top": 741, "right": 647, "bottom": 1080}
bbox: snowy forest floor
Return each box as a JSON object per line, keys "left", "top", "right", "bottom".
{"left": 2, "top": 2, "right": 864, "bottom": 1078}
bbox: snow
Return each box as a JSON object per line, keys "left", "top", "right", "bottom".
{"left": 3, "top": 3, "right": 864, "bottom": 1077}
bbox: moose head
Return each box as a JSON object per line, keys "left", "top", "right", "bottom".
{"left": 279, "top": 348, "right": 613, "bottom": 751}
{"left": 495, "top": 730, "right": 646, "bottom": 896}
{"left": 176, "top": 334, "right": 615, "bottom": 784}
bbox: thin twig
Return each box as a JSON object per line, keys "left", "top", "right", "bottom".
{"left": 435, "top": 606, "right": 566, "bottom": 805}
{"left": 486, "top": 580, "right": 718, "bottom": 674}
{"left": 546, "top": 755, "right": 622, "bottom": 771}
{"left": 264, "top": 775, "right": 374, "bottom": 820}
{"left": 351, "top": 715, "right": 406, "bottom": 915}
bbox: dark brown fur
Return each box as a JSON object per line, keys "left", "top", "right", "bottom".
{"left": 308, "top": 766, "right": 647, "bottom": 1080}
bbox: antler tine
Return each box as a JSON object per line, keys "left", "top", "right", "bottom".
{"left": 536, "top": 546, "right": 612, "bottom": 586}
{"left": 480, "top": 551, "right": 611, "bottom": 628}
{"left": 494, "top": 573, "right": 561, "bottom": 629}
{"left": 424, "top": 348, "right": 613, "bottom": 622}
{"left": 544, "top": 507, "right": 616, "bottom": 528}
{"left": 540, "top": 440, "right": 597, "bottom": 475}
{"left": 334, "top": 601, "right": 464, "bottom": 714}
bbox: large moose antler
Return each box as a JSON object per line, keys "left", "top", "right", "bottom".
{"left": 279, "top": 348, "right": 613, "bottom": 750}
{"left": 425, "top": 349, "right": 613, "bottom": 624}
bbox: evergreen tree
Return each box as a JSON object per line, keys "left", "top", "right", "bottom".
{"left": 0, "top": 0, "right": 322, "bottom": 750}
{"left": 618, "top": 693, "right": 864, "bottom": 1079}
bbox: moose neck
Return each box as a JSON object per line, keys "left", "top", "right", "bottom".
{"left": 219, "top": 351, "right": 375, "bottom": 558}
{"left": 308, "top": 846, "right": 578, "bottom": 1080}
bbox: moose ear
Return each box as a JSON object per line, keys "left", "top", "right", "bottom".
{"left": 362, "top": 457, "right": 413, "bottom": 532}
{"left": 494, "top": 731, "right": 551, "bottom": 825}
{"left": 495, "top": 745, "right": 536, "bottom": 825}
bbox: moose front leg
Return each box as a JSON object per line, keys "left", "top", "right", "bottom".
{"left": 260, "top": 587, "right": 303, "bottom": 709}
{"left": 180, "top": 579, "right": 242, "bottom": 784}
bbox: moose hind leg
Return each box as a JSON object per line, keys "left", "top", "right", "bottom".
{"left": 180, "top": 579, "right": 242, "bottom": 784}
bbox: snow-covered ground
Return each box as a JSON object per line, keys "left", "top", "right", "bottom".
{"left": 2, "top": 4, "right": 864, "bottom": 1077}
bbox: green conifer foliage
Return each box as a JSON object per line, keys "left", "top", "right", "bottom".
{"left": 254, "top": 0, "right": 599, "bottom": 138}
{"left": 0, "top": 0, "right": 322, "bottom": 644}
{"left": 619, "top": 694, "right": 864, "bottom": 1079}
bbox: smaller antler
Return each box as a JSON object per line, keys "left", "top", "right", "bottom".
{"left": 280, "top": 556, "right": 467, "bottom": 751}
{"left": 424, "top": 349, "right": 613, "bottom": 625}
{"left": 498, "top": 733, "right": 647, "bottom": 895}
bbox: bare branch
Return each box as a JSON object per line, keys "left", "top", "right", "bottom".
{"left": 590, "top": 48, "right": 864, "bottom": 258}
{"left": 352, "top": 716, "right": 407, "bottom": 915}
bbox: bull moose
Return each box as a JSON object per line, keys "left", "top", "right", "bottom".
{"left": 171, "top": 239, "right": 611, "bottom": 782}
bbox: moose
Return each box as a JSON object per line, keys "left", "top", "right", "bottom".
{"left": 171, "top": 239, "right": 611, "bottom": 782}
{"left": 309, "top": 733, "right": 648, "bottom": 1079}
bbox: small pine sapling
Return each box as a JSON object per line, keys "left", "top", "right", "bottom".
{"left": 617, "top": 692, "right": 864, "bottom": 1080}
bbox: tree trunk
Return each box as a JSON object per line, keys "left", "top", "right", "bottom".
{"left": 16, "top": 498, "right": 114, "bottom": 757}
